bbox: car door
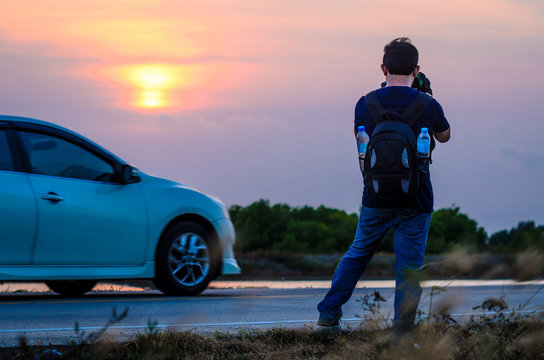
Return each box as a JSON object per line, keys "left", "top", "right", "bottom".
{"left": 16, "top": 127, "right": 148, "bottom": 266}
{"left": 0, "top": 124, "right": 36, "bottom": 264}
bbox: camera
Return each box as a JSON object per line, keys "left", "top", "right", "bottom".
{"left": 411, "top": 72, "right": 432, "bottom": 96}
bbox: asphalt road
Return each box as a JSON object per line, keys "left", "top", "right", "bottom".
{"left": 0, "top": 281, "right": 542, "bottom": 347}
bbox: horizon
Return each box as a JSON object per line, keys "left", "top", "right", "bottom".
{"left": 1, "top": 0, "right": 543, "bottom": 234}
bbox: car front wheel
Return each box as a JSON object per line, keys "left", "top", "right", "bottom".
{"left": 154, "top": 222, "right": 220, "bottom": 296}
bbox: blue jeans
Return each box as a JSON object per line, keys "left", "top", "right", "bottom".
{"left": 317, "top": 207, "right": 431, "bottom": 332}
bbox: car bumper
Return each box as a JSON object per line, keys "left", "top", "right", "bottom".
{"left": 212, "top": 217, "right": 241, "bottom": 275}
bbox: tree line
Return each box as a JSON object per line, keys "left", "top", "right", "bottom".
{"left": 229, "top": 200, "right": 543, "bottom": 255}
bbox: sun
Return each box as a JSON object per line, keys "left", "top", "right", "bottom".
{"left": 139, "top": 90, "right": 164, "bottom": 108}
{"left": 99, "top": 62, "right": 212, "bottom": 111}
{"left": 128, "top": 65, "right": 176, "bottom": 89}
{"left": 113, "top": 64, "right": 184, "bottom": 109}
{"left": 128, "top": 65, "right": 179, "bottom": 108}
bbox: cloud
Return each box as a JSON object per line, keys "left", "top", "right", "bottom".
{"left": 500, "top": 148, "right": 544, "bottom": 167}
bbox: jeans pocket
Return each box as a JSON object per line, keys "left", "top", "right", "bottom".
{"left": 355, "top": 207, "right": 388, "bottom": 241}
{"left": 398, "top": 210, "right": 431, "bottom": 235}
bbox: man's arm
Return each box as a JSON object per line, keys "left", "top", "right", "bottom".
{"left": 434, "top": 127, "right": 450, "bottom": 143}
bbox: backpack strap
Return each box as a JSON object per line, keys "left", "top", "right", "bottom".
{"left": 402, "top": 91, "right": 432, "bottom": 126}
{"left": 364, "top": 90, "right": 431, "bottom": 126}
{"left": 363, "top": 91, "right": 386, "bottom": 123}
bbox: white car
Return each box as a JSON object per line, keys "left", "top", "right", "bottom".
{"left": 0, "top": 115, "right": 241, "bottom": 296}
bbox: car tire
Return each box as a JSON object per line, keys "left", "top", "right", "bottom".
{"left": 154, "top": 221, "right": 220, "bottom": 296}
{"left": 46, "top": 280, "right": 98, "bottom": 297}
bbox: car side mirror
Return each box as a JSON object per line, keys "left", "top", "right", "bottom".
{"left": 119, "top": 164, "right": 139, "bottom": 184}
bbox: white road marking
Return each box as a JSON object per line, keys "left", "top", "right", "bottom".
{"left": 0, "top": 310, "right": 539, "bottom": 334}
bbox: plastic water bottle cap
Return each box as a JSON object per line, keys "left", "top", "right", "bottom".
{"left": 421, "top": 127, "right": 428, "bottom": 133}
{"left": 358, "top": 126, "right": 365, "bottom": 132}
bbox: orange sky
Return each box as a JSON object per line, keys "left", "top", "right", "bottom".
{"left": 1, "top": 0, "right": 541, "bottom": 112}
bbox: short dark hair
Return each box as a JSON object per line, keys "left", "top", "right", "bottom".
{"left": 383, "top": 37, "right": 418, "bottom": 75}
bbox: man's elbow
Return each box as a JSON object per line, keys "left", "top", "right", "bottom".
{"left": 435, "top": 128, "right": 451, "bottom": 143}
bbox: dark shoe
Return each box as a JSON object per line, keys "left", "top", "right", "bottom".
{"left": 387, "top": 332, "right": 419, "bottom": 349}
{"left": 316, "top": 316, "right": 341, "bottom": 332}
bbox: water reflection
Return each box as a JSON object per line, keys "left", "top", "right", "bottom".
{"left": 2, "top": 279, "right": 542, "bottom": 294}
{"left": 0, "top": 282, "right": 148, "bottom": 294}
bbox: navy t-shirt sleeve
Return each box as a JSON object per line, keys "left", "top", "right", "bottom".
{"left": 429, "top": 99, "right": 450, "bottom": 133}
{"left": 354, "top": 97, "right": 366, "bottom": 134}
{"left": 354, "top": 96, "right": 377, "bottom": 136}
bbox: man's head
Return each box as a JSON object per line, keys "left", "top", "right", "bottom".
{"left": 381, "top": 37, "right": 419, "bottom": 76}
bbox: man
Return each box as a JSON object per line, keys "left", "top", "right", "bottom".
{"left": 317, "top": 37, "right": 451, "bottom": 337}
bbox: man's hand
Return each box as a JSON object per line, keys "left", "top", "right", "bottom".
{"left": 434, "top": 128, "right": 450, "bottom": 143}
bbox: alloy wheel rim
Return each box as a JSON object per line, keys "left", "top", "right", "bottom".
{"left": 168, "top": 232, "right": 210, "bottom": 286}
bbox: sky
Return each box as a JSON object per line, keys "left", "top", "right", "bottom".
{"left": 1, "top": 0, "right": 543, "bottom": 235}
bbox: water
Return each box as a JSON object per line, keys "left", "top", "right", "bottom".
{"left": 2, "top": 279, "right": 544, "bottom": 293}
{"left": 417, "top": 127, "right": 431, "bottom": 173}
{"left": 357, "top": 125, "right": 369, "bottom": 173}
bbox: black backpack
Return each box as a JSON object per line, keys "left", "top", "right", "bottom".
{"left": 362, "top": 90, "right": 432, "bottom": 200}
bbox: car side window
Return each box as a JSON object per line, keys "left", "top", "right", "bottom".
{"left": 19, "top": 131, "right": 115, "bottom": 182}
{"left": 0, "top": 130, "right": 15, "bottom": 171}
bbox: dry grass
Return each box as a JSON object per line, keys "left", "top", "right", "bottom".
{"left": 3, "top": 317, "right": 543, "bottom": 360}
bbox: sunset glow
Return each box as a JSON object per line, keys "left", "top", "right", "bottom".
{"left": 100, "top": 64, "right": 190, "bottom": 109}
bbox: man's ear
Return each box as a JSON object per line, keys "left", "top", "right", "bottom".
{"left": 381, "top": 64, "right": 388, "bottom": 76}
{"left": 412, "top": 65, "right": 420, "bottom": 77}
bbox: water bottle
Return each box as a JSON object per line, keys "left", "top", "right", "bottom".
{"left": 357, "top": 126, "right": 369, "bottom": 174}
{"left": 417, "top": 127, "right": 431, "bottom": 173}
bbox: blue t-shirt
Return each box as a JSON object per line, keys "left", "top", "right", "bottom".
{"left": 354, "top": 86, "right": 450, "bottom": 212}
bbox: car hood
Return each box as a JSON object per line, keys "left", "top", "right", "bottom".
{"left": 137, "top": 172, "right": 228, "bottom": 219}
{"left": 139, "top": 171, "right": 194, "bottom": 191}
